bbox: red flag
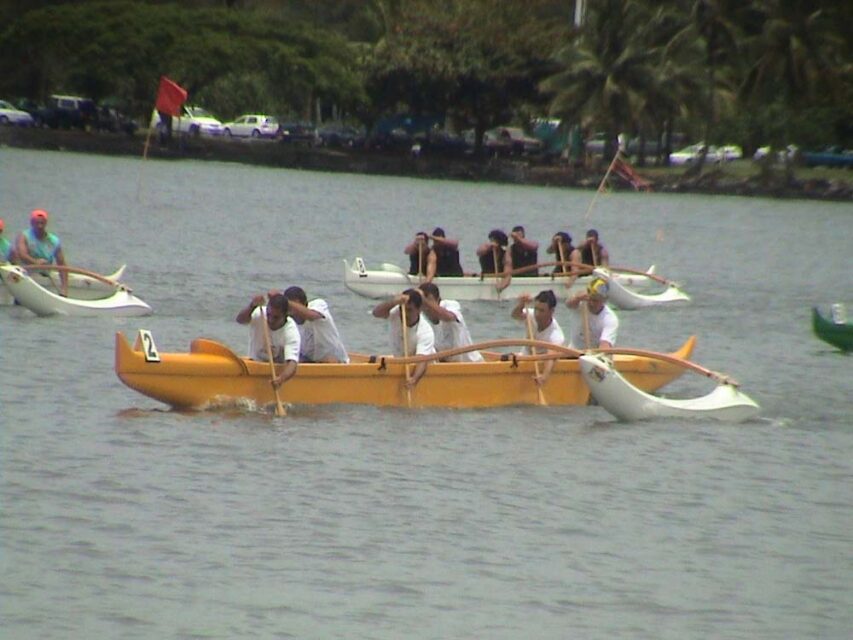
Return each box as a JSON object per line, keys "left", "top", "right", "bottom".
{"left": 155, "top": 76, "right": 187, "bottom": 117}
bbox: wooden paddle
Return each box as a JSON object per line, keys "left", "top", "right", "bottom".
{"left": 479, "top": 260, "right": 592, "bottom": 278}
{"left": 399, "top": 297, "right": 413, "bottom": 407}
{"left": 19, "top": 263, "right": 126, "bottom": 289}
{"left": 582, "top": 301, "right": 592, "bottom": 349}
{"left": 260, "top": 305, "right": 287, "bottom": 416}
{"left": 600, "top": 265, "right": 675, "bottom": 286}
{"left": 386, "top": 338, "right": 583, "bottom": 365}
{"left": 594, "top": 345, "right": 740, "bottom": 386}
{"left": 557, "top": 241, "right": 567, "bottom": 275}
{"left": 525, "top": 305, "right": 547, "bottom": 406}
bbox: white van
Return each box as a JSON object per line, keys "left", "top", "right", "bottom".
{"left": 150, "top": 105, "right": 224, "bottom": 137}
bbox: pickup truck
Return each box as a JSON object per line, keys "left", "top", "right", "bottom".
{"left": 151, "top": 105, "right": 224, "bottom": 137}
{"left": 36, "top": 94, "right": 98, "bottom": 130}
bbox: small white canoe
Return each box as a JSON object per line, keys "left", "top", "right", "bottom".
{"left": 0, "top": 265, "right": 152, "bottom": 317}
{"left": 344, "top": 257, "right": 658, "bottom": 304}
{"left": 592, "top": 267, "right": 690, "bottom": 310}
{"left": 0, "top": 264, "right": 127, "bottom": 305}
{"left": 580, "top": 353, "right": 760, "bottom": 423}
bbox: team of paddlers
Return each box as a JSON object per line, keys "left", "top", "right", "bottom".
{"left": 239, "top": 227, "right": 618, "bottom": 396}
{"left": 402, "top": 226, "right": 610, "bottom": 291}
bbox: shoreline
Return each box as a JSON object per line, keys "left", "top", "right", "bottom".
{"left": 2, "top": 126, "right": 851, "bottom": 202}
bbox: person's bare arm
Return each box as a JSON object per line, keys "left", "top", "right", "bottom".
{"left": 55, "top": 247, "right": 68, "bottom": 295}
{"left": 511, "top": 294, "right": 531, "bottom": 320}
{"left": 534, "top": 358, "right": 556, "bottom": 386}
{"left": 406, "top": 361, "right": 429, "bottom": 389}
{"left": 372, "top": 294, "right": 406, "bottom": 318}
{"left": 237, "top": 295, "right": 265, "bottom": 323}
{"left": 425, "top": 250, "right": 437, "bottom": 283}
{"left": 420, "top": 294, "right": 457, "bottom": 322}
{"left": 497, "top": 248, "right": 513, "bottom": 291}
{"left": 273, "top": 360, "right": 298, "bottom": 387}
{"left": 287, "top": 299, "right": 324, "bottom": 321}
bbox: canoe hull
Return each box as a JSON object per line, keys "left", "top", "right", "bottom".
{"left": 580, "top": 353, "right": 760, "bottom": 422}
{"left": 343, "top": 258, "right": 655, "bottom": 303}
{"left": 0, "top": 264, "right": 127, "bottom": 304}
{"left": 0, "top": 265, "right": 151, "bottom": 317}
{"left": 812, "top": 306, "right": 852, "bottom": 352}
{"left": 115, "top": 331, "right": 696, "bottom": 410}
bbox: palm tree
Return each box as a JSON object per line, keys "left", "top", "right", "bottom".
{"left": 742, "top": 1, "right": 848, "bottom": 108}
{"left": 667, "top": 0, "right": 744, "bottom": 170}
{"left": 542, "top": 0, "right": 660, "bottom": 161}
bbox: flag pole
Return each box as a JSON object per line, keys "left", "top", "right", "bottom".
{"left": 136, "top": 113, "right": 155, "bottom": 202}
{"left": 137, "top": 77, "right": 188, "bottom": 202}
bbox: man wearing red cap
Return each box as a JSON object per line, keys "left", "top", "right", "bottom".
{"left": 16, "top": 209, "right": 68, "bottom": 296}
{"left": 0, "top": 218, "right": 18, "bottom": 263}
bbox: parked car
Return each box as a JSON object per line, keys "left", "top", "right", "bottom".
{"left": 13, "top": 98, "right": 42, "bottom": 120}
{"left": 421, "top": 129, "right": 468, "bottom": 155}
{"left": 222, "top": 114, "right": 279, "bottom": 139}
{"left": 318, "top": 124, "right": 364, "bottom": 148}
{"left": 669, "top": 143, "right": 703, "bottom": 165}
{"left": 803, "top": 146, "right": 853, "bottom": 168}
{"left": 94, "top": 105, "right": 138, "bottom": 135}
{"left": 0, "top": 100, "right": 35, "bottom": 127}
{"left": 36, "top": 94, "right": 98, "bottom": 129}
{"left": 486, "top": 126, "right": 543, "bottom": 155}
{"left": 716, "top": 145, "right": 743, "bottom": 161}
{"left": 279, "top": 122, "right": 319, "bottom": 146}
{"left": 753, "top": 145, "right": 799, "bottom": 162}
{"left": 0, "top": 99, "right": 35, "bottom": 126}
{"left": 625, "top": 133, "right": 686, "bottom": 157}
{"left": 670, "top": 142, "right": 743, "bottom": 165}
{"left": 367, "top": 127, "right": 414, "bottom": 150}
{"left": 151, "top": 105, "right": 224, "bottom": 137}
{"left": 584, "top": 132, "right": 610, "bottom": 157}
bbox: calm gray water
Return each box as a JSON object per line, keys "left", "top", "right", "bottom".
{"left": 1, "top": 148, "right": 851, "bottom": 639}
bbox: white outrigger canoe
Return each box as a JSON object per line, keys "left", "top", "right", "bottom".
{"left": 0, "top": 264, "right": 127, "bottom": 305}
{"left": 579, "top": 352, "right": 759, "bottom": 423}
{"left": 592, "top": 267, "right": 690, "bottom": 310}
{"left": 0, "top": 264, "right": 152, "bottom": 317}
{"left": 344, "top": 257, "right": 672, "bottom": 306}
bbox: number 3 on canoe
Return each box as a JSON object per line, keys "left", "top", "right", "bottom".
{"left": 134, "top": 329, "right": 161, "bottom": 363}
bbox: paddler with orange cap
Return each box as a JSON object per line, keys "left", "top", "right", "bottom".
{"left": 16, "top": 209, "right": 68, "bottom": 296}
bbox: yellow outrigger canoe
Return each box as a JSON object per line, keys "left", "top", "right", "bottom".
{"left": 115, "top": 331, "right": 696, "bottom": 410}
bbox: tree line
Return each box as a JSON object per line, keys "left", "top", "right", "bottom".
{"left": 1, "top": 0, "right": 850, "bottom": 160}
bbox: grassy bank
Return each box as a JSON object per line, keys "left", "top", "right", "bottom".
{"left": 2, "top": 125, "right": 851, "bottom": 202}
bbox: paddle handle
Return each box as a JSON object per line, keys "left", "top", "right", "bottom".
{"left": 599, "top": 264, "right": 672, "bottom": 286}
{"left": 400, "top": 301, "right": 413, "bottom": 407}
{"left": 525, "top": 306, "right": 547, "bottom": 406}
{"left": 595, "top": 345, "right": 739, "bottom": 386}
{"left": 557, "top": 244, "right": 567, "bottom": 275}
{"left": 261, "top": 307, "right": 287, "bottom": 416}
{"left": 582, "top": 301, "right": 591, "bottom": 349}
{"left": 19, "top": 263, "right": 125, "bottom": 289}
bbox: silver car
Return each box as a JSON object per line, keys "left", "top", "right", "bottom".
{"left": 0, "top": 100, "right": 35, "bottom": 126}
{"left": 223, "top": 114, "right": 279, "bottom": 139}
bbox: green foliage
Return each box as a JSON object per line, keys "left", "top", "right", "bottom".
{"left": 0, "top": 0, "right": 850, "bottom": 151}
{"left": 367, "top": 0, "right": 568, "bottom": 144}
{"left": 0, "top": 1, "right": 365, "bottom": 120}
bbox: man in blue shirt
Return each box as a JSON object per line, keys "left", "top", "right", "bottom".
{"left": 16, "top": 209, "right": 68, "bottom": 296}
